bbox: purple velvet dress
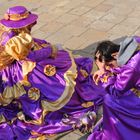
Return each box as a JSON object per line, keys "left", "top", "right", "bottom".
{"left": 0, "top": 31, "right": 105, "bottom": 140}
{"left": 88, "top": 43, "right": 140, "bottom": 140}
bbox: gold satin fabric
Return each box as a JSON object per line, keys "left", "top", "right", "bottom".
{"left": 0, "top": 32, "right": 32, "bottom": 70}
{"left": 5, "top": 32, "right": 32, "bottom": 60}
{"left": 4, "top": 11, "right": 29, "bottom": 21}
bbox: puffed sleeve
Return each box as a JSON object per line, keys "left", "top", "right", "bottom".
{"left": 99, "top": 50, "right": 140, "bottom": 97}
{"left": 27, "top": 44, "right": 58, "bottom": 62}
{"left": 102, "top": 66, "right": 137, "bottom": 94}
{"left": 4, "top": 33, "right": 32, "bottom": 60}
{"left": 27, "top": 46, "right": 53, "bottom": 62}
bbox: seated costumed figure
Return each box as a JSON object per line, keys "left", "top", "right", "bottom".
{"left": 0, "top": 6, "right": 105, "bottom": 140}
{"left": 88, "top": 37, "right": 140, "bottom": 140}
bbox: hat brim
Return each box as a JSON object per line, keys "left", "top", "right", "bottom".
{"left": 0, "top": 13, "right": 38, "bottom": 29}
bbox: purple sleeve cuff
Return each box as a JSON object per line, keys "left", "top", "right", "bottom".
{"left": 27, "top": 46, "right": 52, "bottom": 62}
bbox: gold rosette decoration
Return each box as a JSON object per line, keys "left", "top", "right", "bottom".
{"left": 28, "top": 87, "right": 40, "bottom": 101}
{"left": 44, "top": 64, "right": 56, "bottom": 76}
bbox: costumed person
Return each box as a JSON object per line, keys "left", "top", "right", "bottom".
{"left": 88, "top": 37, "right": 140, "bottom": 140}
{"left": 0, "top": 6, "right": 105, "bottom": 140}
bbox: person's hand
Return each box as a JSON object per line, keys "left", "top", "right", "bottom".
{"left": 93, "top": 51, "right": 106, "bottom": 84}
{"left": 93, "top": 69, "right": 105, "bottom": 85}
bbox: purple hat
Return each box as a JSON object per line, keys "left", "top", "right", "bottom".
{"left": 0, "top": 6, "right": 38, "bottom": 29}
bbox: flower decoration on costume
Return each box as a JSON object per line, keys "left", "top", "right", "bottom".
{"left": 28, "top": 87, "right": 40, "bottom": 101}
{"left": 44, "top": 64, "right": 56, "bottom": 76}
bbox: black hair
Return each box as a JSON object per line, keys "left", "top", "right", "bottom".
{"left": 94, "top": 41, "right": 120, "bottom": 62}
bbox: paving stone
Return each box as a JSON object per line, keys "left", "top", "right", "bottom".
{"left": 79, "top": 29, "right": 108, "bottom": 43}
{"left": 70, "top": 16, "right": 95, "bottom": 27}
{"left": 63, "top": 36, "right": 87, "bottom": 49}
{"left": 39, "top": 21, "right": 64, "bottom": 37}
{"left": 100, "top": 13, "right": 125, "bottom": 24}
{"left": 32, "top": 22, "right": 47, "bottom": 33}
{"left": 108, "top": 24, "right": 139, "bottom": 36}
{"left": 58, "top": 24, "right": 88, "bottom": 36}
{"left": 46, "top": 28, "right": 73, "bottom": 44}
{"left": 69, "top": 6, "right": 92, "bottom": 16}
{"left": 95, "top": 3, "right": 114, "bottom": 12}
{"left": 120, "top": 17, "right": 140, "bottom": 27}
{"left": 107, "top": 6, "right": 133, "bottom": 16}
{"left": 56, "top": 13, "right": 79, "bottom": 24}
{"left": 134, "top": 28, "right": 140, "bottom": 36}
{"left": 54, "top": 0, "right": 70, "bottom": 8}
{"left": 38, "top": 12, "right": 63, "bottom": 23}
{"left": 90, "top": 20, "right": 115, "bottom": 31}
{"left": 32, "top": 30, "right": 48, "bottom": 40}
{"left": 83, "top": 0, "right": 105, "bottom": 7}
{"left": 128, "top": 10, "right": 140, "bottom": 18}
{"left": 57, "top": 0, "right": 86, "bottom": 12}
{"left": 85, "top": 9, "right": 107, "bottom": 21}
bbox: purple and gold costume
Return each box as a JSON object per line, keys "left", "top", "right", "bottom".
{"left": 88, "top": 37, "right": 140, "bottom": 140}
{"left": 0, "top": 6, "right": 105, "bottom": 140}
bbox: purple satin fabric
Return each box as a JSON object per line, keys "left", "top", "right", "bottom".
{"left": 0, "top": 37, "right": 106, "bottom": 139}
{"left": 33, "top": 57, "right": 105, "bottom": 135}
{"left": 88, "top": 50, "right": 140, "bottom": 140}
{"left": 0, "top": 30, "right": 16, "bottom": 46}
{"left": 27, "top": 49, "right": 71, "bottom": 102}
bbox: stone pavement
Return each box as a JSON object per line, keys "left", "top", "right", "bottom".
{"left": 1, "top": 0, "right": 140, "bottom": 139}
{"left": 1, "top": 0, "right": 140, "bottom": 51}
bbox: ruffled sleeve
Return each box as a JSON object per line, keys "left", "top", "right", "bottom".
{"left": 4, "top": 33, "right": 32, "bottom": 60}
{"left": 27, "top": 46, "right": 52, "bottom": 62}
{"left": 98, "top": 50, "right": 140, "bottom": 97}
{"left": 102, "top": 66, "right": 136, "bottom": 93}
{"left": 27, "top": 44, "right": 58, "bottom": 62}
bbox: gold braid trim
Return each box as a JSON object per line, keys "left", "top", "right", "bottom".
{"left": 4, "top": 11, "right": 29, "bottom": 21}
{"left": 41, "top": 51, "right": 77, "bottom": 111}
